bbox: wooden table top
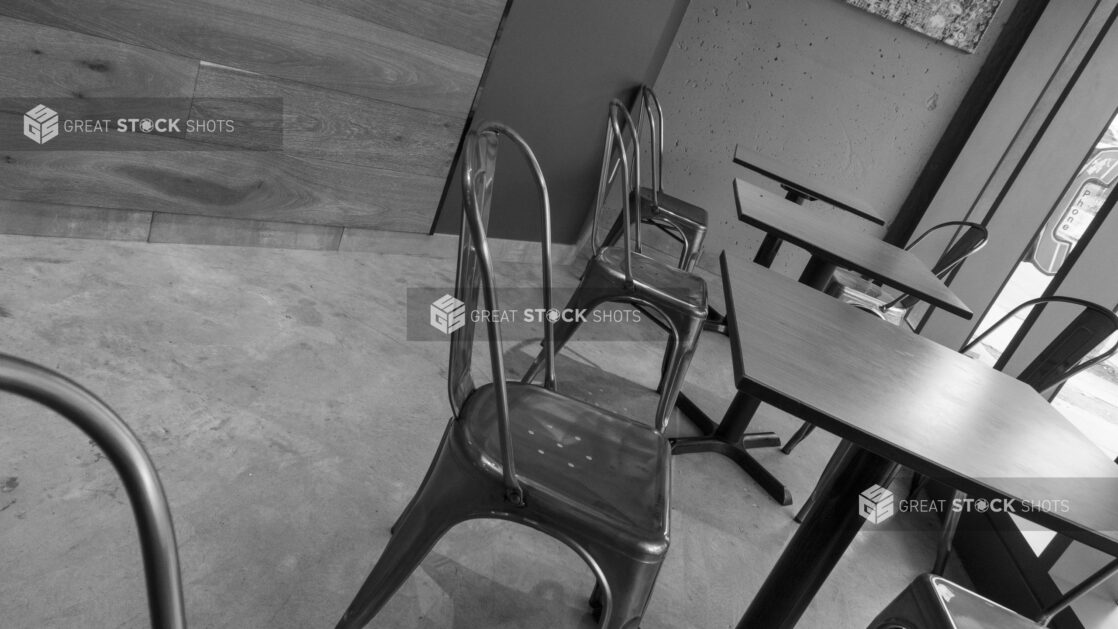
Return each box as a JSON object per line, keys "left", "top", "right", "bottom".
{"left": 733, "top": 144, "right": 886, "bottom": 225}
{"left": 727, "top": 260, "right": 1118, "bottom": 556}
{"left": 734, "top": 178, "right": 972, "bottom": 319}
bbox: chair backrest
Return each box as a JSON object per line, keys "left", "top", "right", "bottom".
{"left": 590, "top": 99, "right": 643, "bottom": 284}
{"left": 961, "top": 296, "right": 1118, "bottom": 395}
{"left": 0, "top": 353, "right": 186, "bottom": 629}
{"left": 449, "top": 122, "right": 555, "bottom": 507}
{"left": 637, "top": 85, "right": 665, "bottom": 201}
{"left": 890, "top": 221, "right": 989, "bottom": 311}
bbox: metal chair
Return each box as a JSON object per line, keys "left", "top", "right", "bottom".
{"left": 827, "top": 220, "right": 989, "bottom": 328}
{"left": 522, "top": 99, "right": 708, "bottom": 431}
{"left": 795, "top": 296, "right": 1118, "bottom": 529}
{"left": 868, "top": 567, "right": 1118, "bottom": 628}
{"left": 782, "top": 221, "right": 988, "bottom": 455}
{"left": 334, "top": 123, "right": 673, "bottom": 629}
{"left": 925, "top": 296, "right": 1118, "bottom": 576}
{"left": 601, "top": 85, "right": 709, "bottom": 272}
{"left": 0, "top": 353, "right": 187, "bottom": 629}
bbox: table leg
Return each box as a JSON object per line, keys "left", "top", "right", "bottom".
{"left": 752, "top": 187, "right": 812, "bottom": 272}
{"left": 753, "top": 234, "right": 783, "bottom": 268}
{"left": 736, "top": 444, "right": 897, "bottom": 629}
{"left": 797, "top": 256, "right": 837, "bottom": 291}
{"left": 672, "top": 390, "right": 791, "bottom": 505}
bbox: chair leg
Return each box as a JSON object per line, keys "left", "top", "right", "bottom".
{"left": 654, "top": 313, "right": 702, "bottom": 432}
{"left": 655, "top": 332, "right": 681, "bottom": 395}
{"left": 336, "top": 432, "right": 493, "bottom": 629}
{"left": 933, "top": 489, "right": 965, "bottom": 576}
{"left": 781, "top": 422, "right": 815, "bottom": 455}
{"left": 601, "top": 211, "right": 626, "bottom": 250}
{"left": 593, "top": 551, "right": 664, "bottom": 629}
{"left": 522, "top": 282, "right": 611, "bottom": 383}
{"left": 680, "top": 225, "right": 706, "bottom": 273}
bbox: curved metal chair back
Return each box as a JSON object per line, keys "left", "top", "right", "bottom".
{"left": 451, "top": 122, "right": 556, "bottom": 506}
{"left": 962, "top": 296, "right": 1118, "bottom": 394}
{"left": 638, "top": 85, "right": 665, "bottom": 203}
{"left": 590, "top": 99, "right": 642, "bottom": 283}
{"left": 0, "top": 353, "right": 186, "bottom": 629}
{"left": 891, "top": 221, "right": 988, "bottom": 311}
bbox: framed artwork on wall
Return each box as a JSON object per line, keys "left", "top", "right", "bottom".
{"left": 844, "top": 0, "right": 1004, "bottom": 53}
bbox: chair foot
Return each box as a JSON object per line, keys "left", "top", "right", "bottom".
{"left": 781, "top": 422, "right": 814, "bottom": 454}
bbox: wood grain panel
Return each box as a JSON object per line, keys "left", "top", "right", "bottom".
{"left": 0, "top": 151, "right": 442, "bottom": 232}
{"left": 0, "top": 200, "right": 151, "bottom": 241}
{"left": 339, "top": 228, "right": 581, "bottom": 264}
{"left": 0, "top": 16, "right": 199, "bottom": 98}
{"left": 149, "top": 213, "right": 342, "bottom": 250}
{"left": 296, "top": 0, "right": 505, "bottom": 56}
{"left": 0, "top": 0, "right": 487, "bottom": 115}
{"left": 191, "top": 62, "right": 462, "bottom": 177}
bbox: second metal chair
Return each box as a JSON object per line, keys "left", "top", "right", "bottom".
{"left": 923, "top": 296, "right": 1118, "bottom": 576}
{"left": 523, "top": 99, "right": 708, "bottom": 431}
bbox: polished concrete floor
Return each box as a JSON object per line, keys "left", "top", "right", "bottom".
{"left": 0, "top": 235, "right": 955, "bottom": 628}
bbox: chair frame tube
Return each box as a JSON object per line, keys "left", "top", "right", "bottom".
{"left": 0, "top": 354, "right": 187, "bottom": 629}
{"left": 962, "top": 295, "right": 1118, "bottom": 387}
{"left": 461, "top": 123, "right": 559, "bottom": 506}
{"left": 591, "top": 100, "right": 642, "bottom": 286}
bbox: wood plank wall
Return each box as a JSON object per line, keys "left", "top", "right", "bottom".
{"left": 0, "top": 0, "right": 505, "bottom": 250}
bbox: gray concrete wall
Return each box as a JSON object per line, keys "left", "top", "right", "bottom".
{"left": 652, "top": 0, "right": 1020, "bottom": 275}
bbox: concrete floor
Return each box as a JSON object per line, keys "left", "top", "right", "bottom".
{"left": 0, "top": 235, "right": 953, "bottom": 628}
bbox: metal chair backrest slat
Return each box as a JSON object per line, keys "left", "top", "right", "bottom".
{"left": 638, "top": 85, "right": 665, "bottom": 203}
{"left": 962, "top": 296, "right": 1118, "bottom": 395}
{"left": 450, "top": 123, "right": 556, "bottom": 506}
{"left": 590, "top": 100, "right": 642, "bottom": 284}
{"left": 891, "top": 221, "right": 988, "bottom": 311}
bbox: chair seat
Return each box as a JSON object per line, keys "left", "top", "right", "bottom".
{"left": 593, "top": 247, "right": 708, "bottom": 316}
{"left": 460, "top": 382, "right": 671, "bottom": 551}
{"left": 870, "top": 574, "right": 1041, "bottom": 628}
{"left": 640, "top": 187, "right": 708, "bottom": 229}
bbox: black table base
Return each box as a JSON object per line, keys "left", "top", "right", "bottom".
{"left": 671, "top": 390, "right": 792, "bottom": 505}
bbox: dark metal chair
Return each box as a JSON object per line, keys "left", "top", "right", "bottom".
{"left": 523, "top": 99, "right": 708, "bottom": 431}
{"left": 0, "top": 353, "right": 187, "bottom": 629}
{"left": 795, "top": 296, "right": 1118, "bottom": 530}
{"left": 601, "top": 85, "right": 709, "bottom": 272}
{"left": 334, "top": 123, "right": 673, "bottom": 629}
{"left": 925, "top": 296, "right": 1118, "bottom": 576}
{"left": 782, "top": 221, "right": 988, "bottom": 455}
{"left": 827, "top": 220, "right": 989, "bottom": 328}
{"left": 868, "top": 567, "right": 1118, "bottom": 628}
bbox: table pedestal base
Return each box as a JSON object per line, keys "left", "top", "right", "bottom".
{"left": 671, "top": 390, "right": 792, "bottom": 505}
